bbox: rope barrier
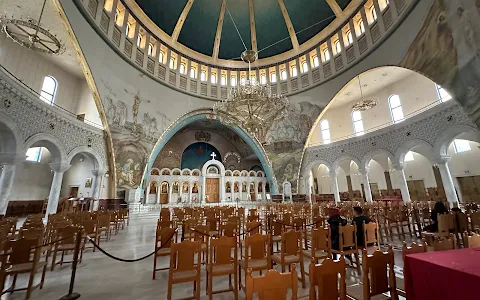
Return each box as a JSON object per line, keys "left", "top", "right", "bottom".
{"left": 86, "top": 230, "right": 176, "bottom": 263}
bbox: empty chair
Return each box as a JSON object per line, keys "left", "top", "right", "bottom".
{"left": 152, "top": 227, "right": 177, "bottom": 279}
{"left": 246, "top": 264, "right": 298, "bottom": 300}
{"left": 398, "top": 241, "right": 428, "bottom": 296}
{"left": 303, "top": 227, "right": 331, "bottom": 267}
{"left": 466, "top": 233, "right": 480, "bottom": 248}
{"left": 206, "top": 236, "right": 238, "bottom": 300}
{"left": 239, "top": 233, "right": 271, "bottom": 291}
{"left": 271, "top": 230, "right": 306, "bottom": 288}
{"left": 309, "top": 257, "right": 347, "bottom": 300}
{"left": 167, "top": 240, "right": 201, "bottom": 300}
{"left": 363, "top": 222, "right": 380, "bottom": 252}
{"left": 432, "top": 236, "right": 455, "bottom": 251}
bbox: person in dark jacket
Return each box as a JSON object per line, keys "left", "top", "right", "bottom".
{"left": 424, "top": 201, "right": 449, "bottom": 232}
{"left": 351, "top": 206, "right": 371, "bottom": 248}
{"left": 327, "top": 207, "right": 347, "bottom": 259}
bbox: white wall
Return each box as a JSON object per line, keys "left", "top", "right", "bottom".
{"left": 10, "top": 148, "right": 53, "bottom": 200}
{"left": 61, "top": 155, "right": 96, "bottom": 198}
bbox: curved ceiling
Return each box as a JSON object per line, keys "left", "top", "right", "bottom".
{"left": 135, "top": 0, "right": 352, "bottom": 60}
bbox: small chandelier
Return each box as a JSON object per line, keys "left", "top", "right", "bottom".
{"left": 351, "top": 75, "right": 378, "bottom": 112}
{"left": 213, "top": 50, "right": 289, "bottom": 142}
{"left": 0, "top": 0, "right": 64, "bottom": 55}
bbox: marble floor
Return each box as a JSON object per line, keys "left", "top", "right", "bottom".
{"left": 2, "top": 213, "right": 415, "bottom": 300}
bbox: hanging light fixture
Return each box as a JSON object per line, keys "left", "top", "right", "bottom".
{"left": 351, "top": 75, "right": 378, "bottom": 112}
{"left": 1, "top": 0, "right": 64, "bottom": 55}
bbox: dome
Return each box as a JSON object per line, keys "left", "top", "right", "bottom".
{"left": 134, "top": 0, "right": 353, "bottom": 60}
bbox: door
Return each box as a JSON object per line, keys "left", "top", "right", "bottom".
{"left": 206, "top": 178, "right": 220, "bottom": 203}
{"left": 407, "top": 180, "right": 426, "bottom": 201}
{"left": 160, "top": 182, "right": 169, "bottom": 204}
{"left": 69, "top": 186, "right": 79, "bottom": 198}
{"left": 370, "top": 183, "right": 380, "bottom": 197}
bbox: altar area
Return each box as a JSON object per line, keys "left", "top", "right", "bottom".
{"left": 145, "top": 155, "right": 270, "bottom": 205}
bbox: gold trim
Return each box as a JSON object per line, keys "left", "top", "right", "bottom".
{"left": 213, "top": 0, "right": 226, "bottom": 60}
{"left": 327, "top": 0, "right": 344, "bottom": 17}
{"left": 249, "top": 0, "right": 258, "bottom": 53}
{"left": 172, "top": 0, "right": 195, "bottom": 42}
{"left": 276, "top": 0, "right": 299, "bottom": 50}
{"left": 52, "top": 0, "right": 117, "bottom": 197}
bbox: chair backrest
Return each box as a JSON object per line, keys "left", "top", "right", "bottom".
{"left": 245, "top": 233, "right": 270, "bottom": 261}
{"left": 57, "top": 225, "right": 78, "bottom": 245}
{"left": 311, "top": 227, "right": 331, "bottom": 254}
{"left": 246, "top": 221, "right": 262, "bottom": 236}
{"left": 157, "top": 220, "right": 174, "bottom": 229}
{"left": 437, "top": 214, "right": 455, "bottom": 236}
{"left": 470, "top": 212, "right": 480, "bottom": 228}
{"left": 206, "top": 217, "right": 220, "bottom": 232}
{"left": 363, "top": 222, "right": 380, "bottom": 249}
{"left": 221, "top": 222, "right": 237, "bottom": 237}
{"left": 272, "top": 220, "right": 283, "bottom": 236}
{"left": 282, "top": 230, "right": 301, "bottom": 256}
{"left": 156, "top": 227, "right": 176, "bottom": 249}
{"left": 467, "top": 233, "right": 480, "bottom": 248}
{"left": 339, "top": 224, "right": 357, "bottom": 249}
{"left": 170, "top": 240, "right": 200, "bottom": 271}
{"left": 454, "top": 211, "right": 468, "bottom": 233}
{"left": 209, "top": 236, "right": 237, "bottom": 266}
{"left": 193, "top": 225, "right": 210, "bottom": 243}
{"left": 312, "top": 216, "right": 325, "bottom": 229}
{"left": 402, "top": 241, "right": 427, "bottom": 261}
{"left": 246, "top": 264, "right": 298, "bottom": 300}
{"left": 7, "top": 237, "right": 42, "bottom": 265}
{"left": 160, "top": 208, "right": 170, "bottom": 221}
{"left": 97, "top": 214, "right": 110, "bottom": 227}
{"left": 362, "top": 248, "right": 397, "bottom": 299}
{"left": 309, "top": 257, "right": 346, "bottom": 300}
{"left": 432, "top": 236, "right": 455, "bottom": 251}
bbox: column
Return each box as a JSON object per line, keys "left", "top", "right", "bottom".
{"left": 0, "top": 164, "right": 16, "bottom": 215}
{"left": 91, "top": 169, "right": 105, "bottom": 211}
{"left": 346, "top": 175, "right": 353, "bottom": 198}
{"left": 168, "top": 181, "right": 173, "bottom": 204}
{"left": 359, "top": 168, "right": 373, "bottom": 202}
{"left": 435, "top": 157, "right": 459, "bottom": 207}
{"left": 432, "top": 166, "right": 445, "bottom": 191}
{"left": 330, "top": 171, "right": 340, "bottom": 204}
{"left": 392, "top": 164, "right": 410, "bottom": 203}
{"left": 247, "top": 181, "right": 251, "bottom": 201}
{"left": 201, "top": 176, "right": 206, "bottom": 203}
{"left": 188, "top": 182, "right": 192, "bottom": 203}
{"left": 306, "top": 174, "right": 312, "bottom": 203}
{"left": 298, "top": 175, "right": 306, "bottom": 194}
{"left": 46, "top": 163, "right": 71, "bottom": 218}
{"left": 384, "top": 171, "right": 393, "bottom": 194}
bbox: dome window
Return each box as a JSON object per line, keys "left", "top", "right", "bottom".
{"left": 200, "top": 71, "right": 207, "bottom": 82}
{"left": 270, "top": 72, "right": 277, "bottom": 83}
{"left": 40, "top": 75, "right": 57, "bottom": 105}
{"left": 302, "top": 61, "right": 308, "bottom": 73}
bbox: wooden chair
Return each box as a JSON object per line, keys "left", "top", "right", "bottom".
{"left": 82, "top": 218, "right": 97, "bottom": 252}
{"left": 309, "top": 257, "right": 347, "bottom": 300}
{"left": 206, "top": 236, "right": 238, "bottom": 300}
{"left": 193, "top": 225, "right": 210, "bottom": 264}
{"left": 96, "top": 214, "right": 110, "bottom": 244}
{"left": 469, "top": 211, "right": 480, "bottom": 232}
{"left": 397, "top": 241, "right": 428, "bottom": 296}
{"left": 332, "top": 224, "right": 360, "bottom": 270}
{"left": 246, "top": 264, "right": 298, "bottom": 300}
{"left": 239, "top": 233, "right": 271, "bottom": 291}
{"left": 153, "top": 227, "right": 177, "bottom": 279}
{"left": 0, "top": 237, "right": 48, "bottom": 299}
{"left": 272, "top": 230, "right": 306, "bottom": 288}
{"left": 363, "top": 222, "right": 380, "bottom": 253}
{"left": 347, "top": 248, "right": 398, "bottom": 300}
{"left": 304, "top": 227, "right": 331, "bottom": 268}
{"left": 167, "top": 240, "right": 201, "bottom": 300}
{"left": 466, "top": 233, "right": 480, "bottom": 248}
{"left": 271, "top": 219, "right": 284, "bottom": 252}
{"left": 51, "top": 225, "right": 83, "bottom": 271}
{"left": 432, "top": 236, "right": 455, "bottom": 251}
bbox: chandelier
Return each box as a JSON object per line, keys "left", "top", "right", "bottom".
{"left": 213, "top": 50, "right": 289, "bottom": 142}
{"left": 351, "top": 75, "right": 378, "bottom": 112}
{"left": 0, "top": 0, "right": 64, "bottom": 55}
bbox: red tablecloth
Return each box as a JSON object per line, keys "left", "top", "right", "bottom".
{"left": 404, "top": 248, "right": 480, "bottom": 300}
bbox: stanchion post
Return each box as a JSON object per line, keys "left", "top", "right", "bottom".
{"left": 59, "top": 227, "right": 82, "bottom": 300}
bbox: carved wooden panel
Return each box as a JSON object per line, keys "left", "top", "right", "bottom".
{"left": 146, "top": 58, "right": 155, "bottom": 74}
{"left": 124, "top": 39, "right": 133, "bottom": 58}
{"left": 206, "top": 178, "right": 220, "bottom": 203}
{"left": 87, "top": 0, "right": 98, "bottom": 18}
{"left": 358, "top": 35, "right": 368, "bottom": 54}
{"left": 301, "top": 74, "right": 309, "bottom": 88}
{"left": 291, "top": 78, "right": 298, "bottom": 91}
{"left": 112, "top": 25, "right": 121, "bottom": 46}
{"left": 200, "top": 83, "right": 207, "bottom": 96}
{"left": 135, "top": 49, "right": 144, "bottom": 66}
{"left": 169, "top": 71, "right": 176, "bottom": 85}
{"left": 371, "top": 22, "right": 381, "bottom": 43}
{"left": 323, "top": 62, "right": 332, "bottom": 78}
{"left": 346, "top": 45, "right": 355, "bottom": 63}
{"left": 180, "top": 76, "right": 187, "bottom": 90}
{"left": 100, "top": 11, "right": 110, "bottom": 34}
{"left": 211, "top": 86, "right": 218, "bottom": 98}
{"left": 382, "top": 6, "right": 393, "bottom": 30}
{"left": 281, "top": 82, "right": 288, "bottom": 94}
{"left": 158, "top": 65, "right": 166, "bottom": 80}
{"left": 190, "top": 80, "right": 197, "bottom": 93}
{"left": 334, "top": 55, "right": 344, "bottom": 71}
{"left": 312, "top": 68, "right": 320, "bottom": 83}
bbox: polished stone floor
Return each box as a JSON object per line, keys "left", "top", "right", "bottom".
{"left": 2, "top": 213, "right": 414, "bottom": 300}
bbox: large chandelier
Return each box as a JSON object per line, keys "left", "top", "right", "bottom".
{"left": 0, "top": 0, "right": 64, "bottom": 55}
{"left": 213, "top": 50, "right": 289, "bottom": 142}
{"left": 351, "top": 75, "right": 378, "bottom": 112}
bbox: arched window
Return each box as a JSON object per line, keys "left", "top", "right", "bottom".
{"left": 358, "top": 19, "right": 365, "bottom": 34}
{"left": 281, "top": 69, "right": 287, "bottom": 80}
{"left": 291, "top": 66, "right": 298, "bottom": 77}
{"left": 250, "top": 75, "right": 256, "bottom": 82}
{"left": 240, "top": 76, "right": 246, "bottom": 85}
{"left": 114, "top": 7, "right": 120, "bottom": 23}
{"left": 371, "top": 6, "right": 377, "bottom": 21}
{"left": 169, "top": 57, "right": 175, "bottom": 69}
{"left": 221, "top": 75, "right": 226, "bottom": 86}
{"left": 388, "top": 94, "right": 404, "bottom": 123}
{"left": 323, "top": 49, "right": 330, "bottom": 62}
{"left": 352, "top": 110, "right": 364, "bottom": 136}
{"left": 40, "top": 75, "right": 57, "bottom": 104}
{"left": 260, "top": 74, "right": 267, "bottom": 84}
{"left": 136, "top": 34, "right": 143, "bottom": 47}
{"left": 211, "top": 74, "right": 217, "bottom": 84}
{"left": 190, "top": 67, "right": 196, "bottom": 79}
{"left": 435, "top": 83, "right": 452, "bottom": 102}
{"left": 231, "top": 76, "right": 237, "bottom": 86}
{"left": 179, "top": 63, "right": 186, "bottom": 74}
{"left": 270, "top": 72, "right": 277, "bottom": 83}
{"left": 334, "top": 40, "right": 342, "bottom": 54}
{"left": 200, "top": 71, "right": 206, "bottom": 82}
{"left": 125, "top": 22, "right": 131, "bottom": 37}
{"left": 147, "top": 43, "right": 154, "bottom": 56}
{"left": 320, "top": 120, "right": 331, "bottom": 144}
{"left": 346, "top": 30, "right": 353, "bottom": 45}
{"left": 404, "top": 151, "right": 414, "bottom": 162}
{"left": 312, "top": 56, "right": 319, "bottom": 67}
{"left": 302, "top": 61, "right": 308, "bottom": 73}
{"left": 159, "top": 51, "right": 165, "bottom": 64}
{"left": 26, "top": 147, "right": 42, "bottom": 162}
{"left": 453, "top": 139, "right": 471, "bottom": 153}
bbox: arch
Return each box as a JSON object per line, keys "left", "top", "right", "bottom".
{"left": 302, "top": 159, "right": 332, "bottom": 178}
{"left": 394, "top": 139, "right": 435, "bottom": 165}
{"left": 144, "top": 109, "right": 276, "bottom": 193}
{"left": 66, "top": 146, "right": 104, "bottom": 172}
{"left": 202, "top": 159, "right": 226, "bottom": 176}
{"left": 24, "top": 133, "right": 67, "bottom": 165}
{"left": 151, "top": 168, "right": 160, "bottom": 175}
{"left": 192, "top": 169, "right": 201, "bottom": 176}
{"left": 434, "top": 125, "right": 480, "bottom": 157}
{"left": 181, "top": 169, "right": 192, "bottom": 176}
{"left": 0, "top": 111, "right": 23, "bottom": 158}
{"left": 249, "top": 171, "right": 256, "bottom": 177}
{"left": 160, "top": 168, "right": 171, "bottom": 175}
{"left": 172, "top": 168, "right": 181, "bottom": 176}
{"left": 256, "top": 171, "right": 264, "bottom": 177}
{"left": 332, "top": 155, "right": 361, "bottom": 173}
{"left": 360, "top": 149, "right": 395, "bottom": 171}
{"left": 225, "top": 170, "right": 232, "bottom": 177}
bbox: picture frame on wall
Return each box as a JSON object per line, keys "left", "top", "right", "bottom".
{"left": 85, "top": 178, "right": 93, "bottom": 188}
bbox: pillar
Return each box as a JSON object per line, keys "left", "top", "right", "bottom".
{"left": 346, "top": 175, "right": 353, "bottom": 198}
{"left": 392, "top": 163, "right": 410, "bottom": 203}
{"left": 298, "top": 175, "right": 306, "bottom": 194}
{"left": 359, "top": 168, "right": 373, "bottom": 202}
{"left": 432, "top": 166, "right": 445, "bottom": 190}
{"left": 91, "top": 169, "right": 105, "bottom": 211}
{"left": 306, "top": 174, "right": 312, "bottom": 203}
{"left": 46, "top": 163, "right": 71, "bottom": 218}
{"left": 168, "top": 181, "right": 173, "bottom": 204}
{"left": 201, "top": 176, "right": 206, "bottom": 203}
{"left": 384, "top": 171, "right": 393, "bottom": 194}
{"left": 0, "top": 164, "right": 16, "bottom": 215}
{"left": 330, "top": 171, "right": 340, "bottom": 204}
{"left": 188, "top": 182, "right": 192, "bottom": 203}
{"left": 435, "top": 157, "right": 459, "bottom": 207}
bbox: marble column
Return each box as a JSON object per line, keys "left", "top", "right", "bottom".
{"left": 305, "top": 174, "right": 312, "bottom": 203}
{"left": 330, "top": 171, "right": 341, "bottom": 204}
{"left": 91, "top": 169, "right": 105, "bottom": 211}
{"left": 46, "top": 163, "right": 71, "bottom": 218}
{"left": 168, "top": 182, "right": 173, "bottom": 204}
{"left": 0, "top": 164, "right": 17, "bottom": 215}
{"left": 392, "top": 164, "right": 410, "bottom": 203}
{"left": 359, "top": 168, "right": 373, "bottom": 202}
{"left": 247, "top": 181, "right": 251, "bottom": 201}
{"left": 188, "top": 182, "right": 192, "bottom": 204}
{"left": 298, "top": 175, "right": 306, "bottom": 194}
{"left": 435, "top": 157, "right": 459, "bottom": 207}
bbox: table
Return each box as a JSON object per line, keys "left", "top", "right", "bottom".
{"left": 404, "top": 248, "right": 480, "bottom": 300}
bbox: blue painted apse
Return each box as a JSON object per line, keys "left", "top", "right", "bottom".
{"left": 181, "top": 142, "right": 222, "bottom": 170}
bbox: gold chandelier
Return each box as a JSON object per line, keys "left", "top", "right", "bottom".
{"left": 213, "top": 50, "right": 289, "bottom": 142}
{"left": 351, "top": 75, "right": 378, "bottom": 112}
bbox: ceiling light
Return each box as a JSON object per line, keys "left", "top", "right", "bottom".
{"left": 351, "top": 75, "right": 378, "bottom": 112}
